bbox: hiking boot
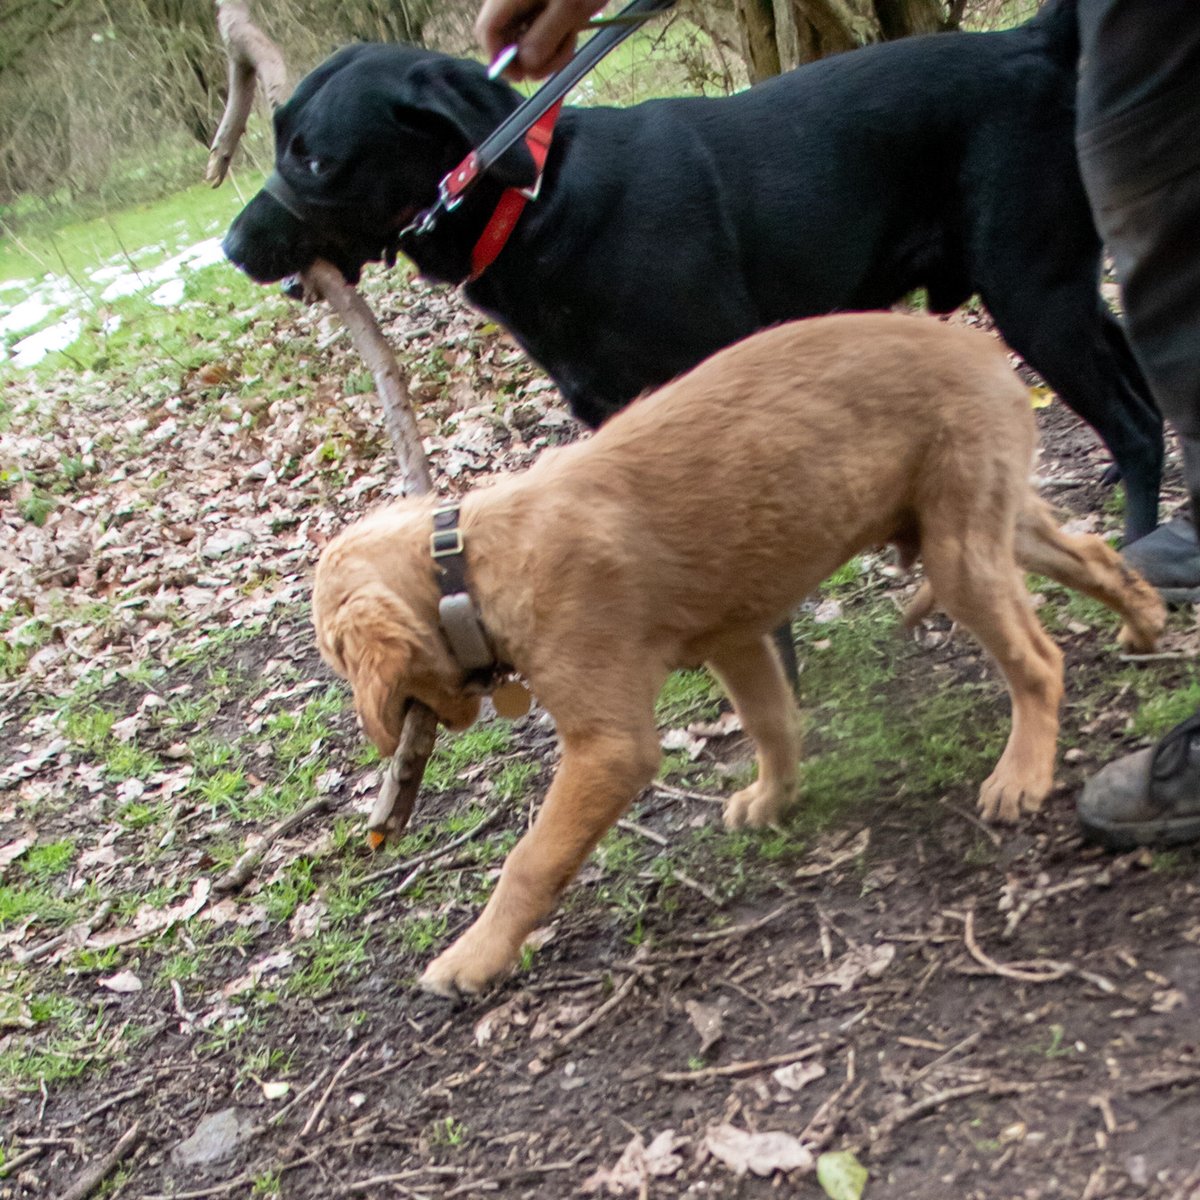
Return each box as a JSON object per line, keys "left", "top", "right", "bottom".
{"left": 1122, "top": 518, "right": 1200, "bottom": 603}
{"left": 1078, "top": 711, "right": 1200, "bottom": 849}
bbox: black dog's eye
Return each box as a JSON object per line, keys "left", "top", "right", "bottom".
{"left": 307, "top": 158, "right": 324, "bottom": 176}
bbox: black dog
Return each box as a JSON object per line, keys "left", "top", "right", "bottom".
{"left": 225, "top": 0, "right": 1162, "bottom": 542}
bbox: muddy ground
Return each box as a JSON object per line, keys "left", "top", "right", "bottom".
{"left": 2, "top": 286, "right": 1199, "bottom": 1200}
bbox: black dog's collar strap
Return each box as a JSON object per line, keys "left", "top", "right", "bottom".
{"left": 263, "top": 171, "right": 311, "bottom": 223}
{"left": 431, "top": 505, "right": 502, "bottom": 683}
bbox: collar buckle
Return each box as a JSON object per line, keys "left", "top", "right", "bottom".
{"left": 431, "top": 526, "right": 465, "bottom": 558}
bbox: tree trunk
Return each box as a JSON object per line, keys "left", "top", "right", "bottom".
{"left": 733, "top": 0, "right": 781, "bottom": 82}
{"left": 737, "top": 0, "right": 958, "bottom": 77}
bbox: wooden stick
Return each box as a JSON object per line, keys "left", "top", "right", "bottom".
{"left": 207, "top": 0, "right": 291, "bottom": 184}
{"left": 658, "top": 1044, "right": 822, "bottom": 1083}
{"left": 962, "top": 907, "right": 1073, "bottom": 983}
{"left": 212, "top": 795, "right": 332, "bottom": 893}
{"left": 207, "top": 2, "right": 439, "bottom": 848}
{"left": 58, "top": 1121, "right": 143, "bottom": 1200}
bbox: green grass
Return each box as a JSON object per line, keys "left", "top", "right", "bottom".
{"left": 0, "top": 178, "right": 262, "bottom": 287}
{"left": 655, "top": 669, "right": 724, "bottom": 726}
{"left": 426, "top": 724, "right": 515, "bottom": 791}
{"left": 1131, "top": 680, "right": 1200, "bottom": 739}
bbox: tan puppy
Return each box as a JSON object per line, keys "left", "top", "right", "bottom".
{"left": 313, "top": 313, "right": 1165, "bottom": 996}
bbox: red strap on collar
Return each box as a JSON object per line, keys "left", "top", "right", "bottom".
{"left": 468, "top": 99, "right": 562, "bottom": 281}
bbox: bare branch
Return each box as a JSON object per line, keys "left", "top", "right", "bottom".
{"left": 206, "top": 0, "right": 291, "bottom": 184}
{"left": 207, "top": 1, "right": 440, "bottom": 847}
{"left": 302, "top": 261, "right": 436, "bottom": 497}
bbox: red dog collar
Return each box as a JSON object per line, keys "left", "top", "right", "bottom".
{"left": 466, "top": 99, "right": 562, "bottom": 281}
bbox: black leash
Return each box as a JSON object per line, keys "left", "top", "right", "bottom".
{"left": 405, "top": 0, "right": 676, "bottom": 237}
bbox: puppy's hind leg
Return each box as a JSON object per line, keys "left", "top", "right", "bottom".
{"left": 707, "top": 634, "right": 803, "bottom": 829}
{"left": 1015, "top": 495, "right": 1167, "bottom": 653}
{"left": 923, "top": 533, "right": 1064, "bottom": 824}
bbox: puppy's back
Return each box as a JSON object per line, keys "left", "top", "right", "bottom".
{"left": 519, "top": 313, "right": 1036, "bottom": 636}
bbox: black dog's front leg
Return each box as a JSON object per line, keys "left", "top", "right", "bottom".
{"left": 771, "top": 619, "right": 800, "bottom": 693}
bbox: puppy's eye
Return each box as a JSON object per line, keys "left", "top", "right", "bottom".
{"left": 307, "top": 158, "right": 324, "bottom": 176}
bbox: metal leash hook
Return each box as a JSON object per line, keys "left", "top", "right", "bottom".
{"left": 404, "top": 0, "right": 677, "bottom": 239}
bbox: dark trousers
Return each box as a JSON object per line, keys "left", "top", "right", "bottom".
{"left": 1075, "top": 0, "right": 1200, "bottom": 458}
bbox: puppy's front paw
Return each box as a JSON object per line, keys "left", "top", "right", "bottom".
{"left": 420, "top": 931, "right": 516, "bottom": 998}
{"left": 977, "top": 767, "right": 1051, "bottom": 824}
{"left": 723, "top": 780, "right": 794, "bottom": 829}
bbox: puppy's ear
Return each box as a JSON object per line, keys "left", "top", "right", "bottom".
{"left": 393, "top": 59, "right": 538, "bottom": 191}
{"left": 331, "top": 593, "right": 416, "bottom": 758}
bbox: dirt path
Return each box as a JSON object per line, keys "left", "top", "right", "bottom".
{"left": 2, "top": 282, "right": 1198, "bottom": 1199}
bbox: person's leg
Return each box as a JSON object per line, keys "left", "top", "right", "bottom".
{"left": 1074, "top": 0, "right": 1200, "bottom": 845}
{"left": 1076, "top": 0, "right": 1200, "bottom": 594}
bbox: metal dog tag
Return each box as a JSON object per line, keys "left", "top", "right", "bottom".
{"left": 493, "top": 679, "right": 532, "bottom": 719}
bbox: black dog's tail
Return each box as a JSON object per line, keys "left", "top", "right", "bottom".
{"left": 1025, "top": 0, "right": 1079, "bottom": 67}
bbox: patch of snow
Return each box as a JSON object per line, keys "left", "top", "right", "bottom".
{"left": 1, "top": 295, "right": 54, "bottom": 336}
{"left": 11, "top": 317, "right": 83, "bottom": 367}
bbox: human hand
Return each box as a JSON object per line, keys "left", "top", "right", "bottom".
{"left": 475, "top": 0, "right": 607, "bottom": 80}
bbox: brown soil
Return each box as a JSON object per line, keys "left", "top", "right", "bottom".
{"left": 3, "top": 308, "right": 1199, "bottom": 1200}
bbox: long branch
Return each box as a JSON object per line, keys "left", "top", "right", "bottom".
{"left": 208, "top": 0, "right": 439, "bottom": 846}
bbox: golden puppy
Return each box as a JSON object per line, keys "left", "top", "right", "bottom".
{"left": 313, "top": 313, "right": 1165, "bottom": 996}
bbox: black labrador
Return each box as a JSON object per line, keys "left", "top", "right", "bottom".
{"left": 225, "top": 0, "right": 1162, "bottom": 543}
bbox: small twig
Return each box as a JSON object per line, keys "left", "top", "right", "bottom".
{"left": 668, "top": 869, "right": 723, "bottom": 906}
{"left": 58, "top": 1120, "right": 143, "bottom": 1200}
{"left": 267, "top": 1067, "right": 330, "bottom": 1128}
{"left": 53, "top": 1078, "right": 155, "bottom": 1129}
{"left": 868, "top": 1081, "right": 1030, "bottom": 1151}
{"left": 302, "top": 1042, "right": 369, "bottom": 1137}
{"left": 341, "top": 1165, "right": 466, "bottom": 1194}
{"left": 910, "top": 1029, "right": 984, "bottom": 1082}
{"left": 618, "top": 818, "right": 667, "bottom": 845}
{"left": 1117, "top": 650, "right": 1195, "bottom": 663}
{"left": 680, "top": 899, "right": 799, "bottom": 944}
{"left": 213, "top": 795, "right": 333, "bottom": 893}
{"left": 1124, "top": 1068, "right": 1200, "bottom": 1096}
{"left": 961, "top": 906, "right": 1073, "bottom": 983}
{"left": 0, "top": 1146, "right": 46, "bottom": 1178}
{"left": 652, "top": 781, "right": 725, "bottom": 805}
{"left": 937, "top": 797, "right": 1003, "bottom": 847}
{"left": 359, "top": 809, "right": 506, "bottom": 887}
{"left": 14, "top": 900, "right": 114, "bottom": 965}
{"left": 555, "top": 970, "right": 640, "bottom": 1049}
{"left": 442, "top": 1159, "right": 582, "bottom": 1197}
{"left": 1002, "top": 875, "right": 1091, "bottom": 938}
{"left": 658, "top": 1044, "right": 822, "bottom": 1083}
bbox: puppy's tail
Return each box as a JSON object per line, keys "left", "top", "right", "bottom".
{"left": 1012, "top": 494, "right": 1165, "bottom": 653}
{"left": 904, "top": 494, "right": 1166, "bottom": 654}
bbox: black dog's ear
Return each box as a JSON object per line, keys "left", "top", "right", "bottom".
{"left": 393, "top": 58, "right": 538, "bottom": 191}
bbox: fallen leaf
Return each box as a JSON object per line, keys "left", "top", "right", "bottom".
{"left": 684, "top": 999, "right": 724, "bottom": 1055}
{"left": 704, "top": 1123, "right": 813, "bottom": 1177}
{"left": 773, "top": 1060, "right": 826, "bottom": 1092}
{"left": 816, "top": 1150, "right": 868, "bottom": 1200}
{"left": 260, "top": 1080, "right": 291, "bottom": 1101}
{"left": 99, "top": 970, "right": 143, "bottom": 993}
{"left": 772, "top": 942, "right": 895, "bottom": 998}
{"left": 0, "top": 836, "right": 34, "bottom": 875}
{"left": 687, "top": 711, "right": 742, "bottom": 738}
{"left": 582, "top": 1130, "right": 687, "bottom": 1194}
{"left": 474, "top": 995, "right": 530, "bottom": 1046}
{"left": 660, "top": 728, "right": 708, "bottom": 760}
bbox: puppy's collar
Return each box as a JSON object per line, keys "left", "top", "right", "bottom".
{"left": 430, "top": 504, "right": 506, "bottom": 689}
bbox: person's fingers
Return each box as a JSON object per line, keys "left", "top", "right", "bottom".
{"left": 521, "top": 29, "right": 578, "bottom": 78}
{"left": 513, "top": 0, "right": 603, "bottom": 78}
{"left": 474, "top": 0, "right": 541, "bottom": 64}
